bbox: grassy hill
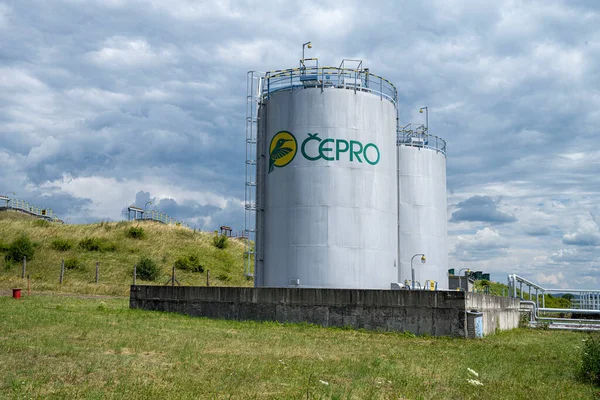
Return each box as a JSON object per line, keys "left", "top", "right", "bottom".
{"left": 0, "top": 211, "right": 252, "bottom": 296}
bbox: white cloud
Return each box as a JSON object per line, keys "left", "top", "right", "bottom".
{"left": 562, "top": 216, "right": 600, "bottom": 246}
{"left": 535, "top": 272, "right": 565, "bottom": 286}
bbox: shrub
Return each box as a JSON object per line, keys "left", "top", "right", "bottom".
{"left": 33, "top": 219, "right": 50, "bottom": 227}
{"left": 4, "top": 235, "right": 35, "bottom": 263}
{"left": 212, "top": 234, "right": 228, "bottom": 249}
{"left": 51, "top": 238, "right": 74, "bottom": 252}
{"left": 78, "top": 237, "right": 117, "bottom": 252}
{"left": 137, "top": 256, "right": 160, "bottom": 281}
{"left": 64, "top": 257, "right": 83, "bottom": 270}
{"left": 174, "top": 255, "right": 204, "bottom": 273}
{"left": 126, "top": 226, "right": 146, "bottom": 240}
{"left": 0, "top": 240, "right": 8, "bottom": 252}
{"left": 580, "top": 334, "right": 600, "bottom": 385}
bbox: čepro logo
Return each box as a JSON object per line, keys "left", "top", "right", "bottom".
{"left": 269, "top": 131, "right": 297, "bottom": 174}
{"left": 268, "top": 131, "right": 380, "bottom": 174}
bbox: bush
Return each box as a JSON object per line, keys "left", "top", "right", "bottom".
{"left": 78, "top": 237, "right": 117, "bottom": 252}
{"left": 0, "top": 240, "right": 8, "bottom": 252}
{"left": 580, "top": 334, "right": 600, "bottom": 385}
{"left": 212, "top": 234, "right": 228, "bottom": 249}
{"left": 51, "top": 238, "right": 74, "bottom": 252}
{"left": 4, "top": 235, "right": 35, "bottom": 263}
{"left": 174, "top": 255, "right": 204, "bottom": 273}
{"left": 64, "top": 257, "right": 83, "bottom": 270}
{"left": 126, "top": 226, "right": 146, "bottom": 240}
{"left": 137, "top": 256, "right": 160, "bottom": 281}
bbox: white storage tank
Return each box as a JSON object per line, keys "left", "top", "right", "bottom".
{"left": 253, "top": 61, "right": 398, "bottom": 289}
{"left": 397, "top": 126, "right": 448, "bottom": 289}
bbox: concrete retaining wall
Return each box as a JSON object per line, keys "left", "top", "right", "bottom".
{"left": 466, "top": 293, "right": 520, "bottom": 335}
{"left": 130, "top": 286, "right": 520, "bottom": 337}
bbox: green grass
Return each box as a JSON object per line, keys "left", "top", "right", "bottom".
{"left": 0, "top": 212, "right": 252, "bottom": 296}
{"left": 0, "top": 295, "right": 596, "bottom": 399}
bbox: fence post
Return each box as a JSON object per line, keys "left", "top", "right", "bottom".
{"left": 22, "top": 256, "right": 26, "bottom": 279}
{"left": 60, "top": 260, "right": 64, "bottom": 284}
{"left": 95, "top": 261, "right": 99, "bottom": 284}
{"left": 133, "top": 265, "right": 137, "bottom": 286}
{"left": 207, "top": 270, "right": 210, "bottom": 287}
{"left": 171, "top": 266, "right": 176, "bottom": 287}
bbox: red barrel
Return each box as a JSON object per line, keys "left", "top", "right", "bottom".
{"left": 12, "top": 288, "right": 21, "bottom": 299}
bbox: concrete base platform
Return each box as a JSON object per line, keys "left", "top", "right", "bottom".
{"left": 129, "top": 286, "right": 519, "bottom": 337}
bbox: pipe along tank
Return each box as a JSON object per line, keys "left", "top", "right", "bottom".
{"left": 250, "top": 58, "right": 448, "bottom": 290}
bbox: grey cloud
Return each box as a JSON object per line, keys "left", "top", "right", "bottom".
{"left": 450, "top": 195, "right": 517, "bottom": 224}
{"left": 525, "top": 227, "right": 552, "bottom": 237}
{"left": 1, "top": 0, "right": 600, "bottom": 287}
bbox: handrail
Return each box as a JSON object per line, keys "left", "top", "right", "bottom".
{"left": 397, "top": 130, "right": 447, "bottom": 155}
{"left": 134, "top": 209, "right": 189, "bottom": 228}
{"left": 262, "top": 66, "right": 398, "bottom": 107}
{"left": 509, "top": 273, "right": 600, "bottom": 311}
{"left": 1, "top": 198, "right": 60, "bottom": 222}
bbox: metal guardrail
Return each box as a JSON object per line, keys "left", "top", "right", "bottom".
{"left": 509, "top": 273, "right": 600, "bottom": 311}
{"left": 128, "top": 208, "right": 190, "bottom": 228}
{"left": 263, "top": 66, "right": 398, "bottom": 106}
{"left": 397, "top": 125, "right": 446, "bottom": 155}
{"left": 1, "top": 198, "right": 61, "bottom": 222}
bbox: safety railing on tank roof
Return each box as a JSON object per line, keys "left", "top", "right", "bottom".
{"left": 263, "top": 66, "right": 398, "bottom": 106}
{"left": 397, "top": 126, "right": 446, "bottom": 155}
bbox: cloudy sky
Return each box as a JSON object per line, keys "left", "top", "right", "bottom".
{"left": 1, "top": 0, "right": 599, "bottom": 288}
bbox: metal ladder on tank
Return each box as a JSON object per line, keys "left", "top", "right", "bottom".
{"left": 244, "top": 72, "right": 263, "bottom": 277}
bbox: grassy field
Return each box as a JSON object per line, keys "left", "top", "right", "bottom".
{"left": 0, "top": 212, "right": 251, "bottom": 296}
{"left": 0, "top": 295, "right": 596, "bottom": 399}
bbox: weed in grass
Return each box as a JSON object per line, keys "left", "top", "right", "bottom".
{"left": 125, "top": 226, "right": 146, "bottom": 240}
{"left": 580, "top": 334, "right": 600, "bottom": 385}
{"left": 217, "top": 272, "right": 232, "bottom": 282}
{"left": 64, "top": 257, "right": 84, "bottom": 270}
{"left": 519, "top": 312, "right": 530, "bottom": 328}
{"left": 51, "top": 238, "right": 74, "bottom": 251}
{"left": 174, "top": 254, "right": 204, "bottom": 273}
{"left": 79, "top": 237, "right": 117, "bottom": 252}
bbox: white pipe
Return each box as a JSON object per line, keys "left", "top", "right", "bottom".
{"left": 540, "top": 307, "right": 600, "bottom": 315}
